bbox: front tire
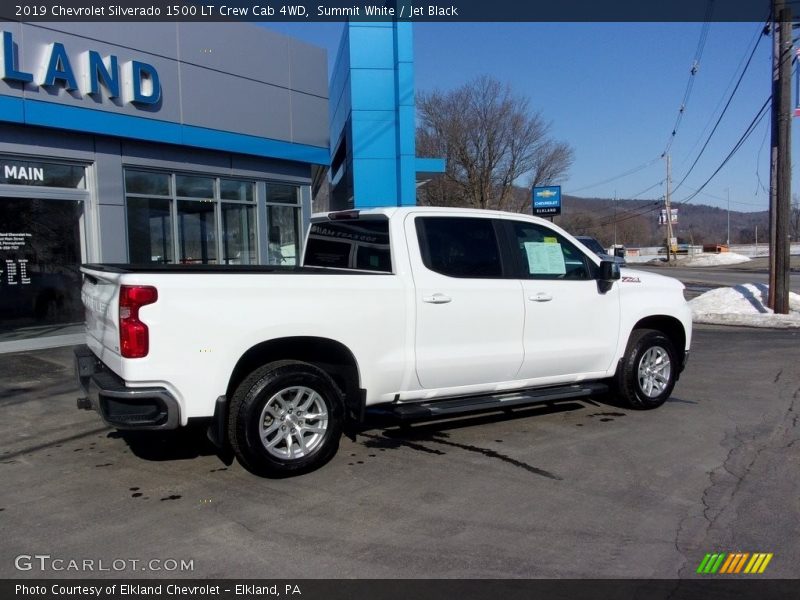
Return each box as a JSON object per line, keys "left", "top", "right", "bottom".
{"left": 614, "top": 329, "right": 677, "bottom": 410}
{"left": 228, "top": 360, "right": 344, "bottom": 477}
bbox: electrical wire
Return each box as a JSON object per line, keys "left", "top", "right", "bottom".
{"left": 596, "top": 94, "right": 771, "bottom": 227}
{"left": 676, "top": 95, "right": 771, "bottom": 206}
{"left": 671, "top": 22, "right": 767, "bottom": 196}
{"left": 754, "top": 118, "right": 770, "bottom": 196}
{"left": 565, "top": 156, "right": 661, "bottom": 195}
{"left": 680, "top": 20, "right": 767, "bottom": 168}
{"left": 661, "top": 1, "right": 715, "bottom": 157}
{"left": 566, "top": 3, "right": 713, "bottom": 202}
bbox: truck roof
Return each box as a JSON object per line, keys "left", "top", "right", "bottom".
{"left": 311, "top": 206, "right": 556, "bottom": 225}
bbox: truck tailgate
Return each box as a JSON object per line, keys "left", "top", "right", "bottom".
{"left": 80, "top": 267, "right": 122, "bottom": 362}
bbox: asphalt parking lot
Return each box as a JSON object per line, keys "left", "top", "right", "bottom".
{"left": 1, "top": 325, "right": 798, "bottom": 579}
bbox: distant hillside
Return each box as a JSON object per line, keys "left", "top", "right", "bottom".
{"left": 553, "top": 194, "right": 769, "bottom": 248}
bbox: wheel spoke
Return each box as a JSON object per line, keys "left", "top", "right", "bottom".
{"left": 291, "top": 388, "right": 304, "bottom": 408}
{"left": 264, "top": 432, "right": 283, "bottom": 449}
{"left": 285, "top": 432, "right": 293, "bottom": 458}
{"left": 302, "top": 426, "right": 326, "bottom": 435}
{"left": 298, "top": 392, "right": 318, "bottom": 412}
{"left": 261, "top": 421, "right": 281, "bottom": 440}
{"left": 272, "top": 395, "right": 288, "bottom": 413}
{"left": 293, "top": 430, "right": 309, "bottom": 455}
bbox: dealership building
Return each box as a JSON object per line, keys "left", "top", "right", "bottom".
{"left": 0, "top": 20, "right": 441, "bottom": 352}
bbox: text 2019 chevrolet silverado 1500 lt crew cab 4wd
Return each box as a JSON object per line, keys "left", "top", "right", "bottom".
{"left": 75, "top": 207, "right": 692, "bottom": 476}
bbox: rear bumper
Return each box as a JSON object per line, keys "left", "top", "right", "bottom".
{"left": 74, "top": 345, "right": 180, "bottom": 430}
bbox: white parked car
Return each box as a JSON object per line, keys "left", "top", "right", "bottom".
{"left": 76, "top": 207, "right": 692, "bottom": 476}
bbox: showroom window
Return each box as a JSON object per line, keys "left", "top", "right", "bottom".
{"left": 125, "top": 170, "right": 263, "bottom": 265}
{"left": 265, "top": 183, "right": 301, "bottom": 266}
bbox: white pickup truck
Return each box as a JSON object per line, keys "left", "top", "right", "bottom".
{"left": 75, "top": 207, "right": 692, "bottom": 476}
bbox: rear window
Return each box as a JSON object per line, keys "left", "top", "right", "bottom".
{"left": 304, "top": 220, "right": 392, "bottom": 272}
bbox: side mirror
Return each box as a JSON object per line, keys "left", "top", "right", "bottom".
{"left": 599, "top": 259, "right": 620, "bottom": 281}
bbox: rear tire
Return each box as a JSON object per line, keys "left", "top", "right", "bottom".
{"left": 228, "top": 360, "right": 344, "bottom": 477}
{"left": 614, "top": 329, "right": 677, "bottom": 410}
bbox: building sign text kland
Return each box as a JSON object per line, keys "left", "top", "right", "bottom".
{"left": 1, "top": 31, "right": 161, "bottom": 106}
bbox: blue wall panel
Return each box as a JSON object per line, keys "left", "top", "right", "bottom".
{"left": 350, "top": 69, "right": 397, "bottom": 112}
{"left": 329, "top": 21, "right": 439, "bottom": 209}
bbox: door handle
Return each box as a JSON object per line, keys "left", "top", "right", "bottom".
{"left": 529, "top": 292, "right": 553, "bottom": 302}
{"left": 422, "top": 293, "right": 452, "bottom": 304}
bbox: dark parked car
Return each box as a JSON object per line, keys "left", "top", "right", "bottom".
{"left": 575, "top": 236, "right": 626, "bottom": 266}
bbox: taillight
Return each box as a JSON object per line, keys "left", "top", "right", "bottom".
{"left": 119, "top": 285, "right": 158, "bottom": 358}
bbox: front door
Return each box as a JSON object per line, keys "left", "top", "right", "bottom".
{"left": 0, "top": 197, "right": 84, "bottom": 342}
{"left": 506, "top": 220, "right": 621, "bottom": 381}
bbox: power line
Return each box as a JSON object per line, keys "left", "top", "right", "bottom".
{"left": 676, "top": 95, "right": 771, "bottom": 206}
{"left": 671, "top": 19, "right": 768, "bottom": 195}
{"left": 565, "top": 156, "right": 661, "bottom": 195}
{"left": 754, "top": 117, "right": 770, "bottom": 196}
{"left": 568, "top": 4, "right": 714, "bottom": 202}
{"left": 597, "top": 201, "right": 663, "bottom": 228}
{"left": 595, "top": 94, "right": 770, "bottom": 228}
{"left": 679, "top": 20, "right": 767, "bottom": 169}
{"left": 661, "top": 6, "right": 714, "bottom": 157}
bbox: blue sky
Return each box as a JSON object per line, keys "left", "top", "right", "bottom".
{"left": 268, "top": 22, "right": 787, "bottom": 213}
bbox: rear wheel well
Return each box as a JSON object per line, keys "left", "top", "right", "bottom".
{"left": 227, "top": 337, "right": 361, "bottom": 416}
{"left": 629, "top": 316, "right": 686, "bottom": 367}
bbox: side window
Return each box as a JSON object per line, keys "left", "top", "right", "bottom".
{"left": 511, "top": 221, "right": 594, "bottom": 280}
{"left": 416, "top": 217, "right": 503, "bottom": 278}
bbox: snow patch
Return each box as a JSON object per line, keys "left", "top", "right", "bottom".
{"left": 689, "top": 283, "right": 800, "bottom": 328}
{"left": 682, "top": 252, "right": 751, "bottom": 267}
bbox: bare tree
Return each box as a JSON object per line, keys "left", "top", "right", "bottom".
{"left": 416, "top": 76, "right": 573, "bottom": 212}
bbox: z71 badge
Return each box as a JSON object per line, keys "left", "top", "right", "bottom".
{"left": 621, "top": 276, "right": 641, "bottom": 283}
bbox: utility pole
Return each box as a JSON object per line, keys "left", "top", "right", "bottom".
{"left": 769, "top": 0, "right": 792, "bottom": 313}
{"left": 613, "top": 189, "right": 618, "bottom": 246}
{"left": 726, "top": 187, "right": 731, "bottom": 246}
{"left": 665, "top": 154, "right": 675, "bottom": 264}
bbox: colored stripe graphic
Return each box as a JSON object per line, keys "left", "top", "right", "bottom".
{"left": 719, "top": 553, "right": 736, "bottom": 573}
{"left": 758, "top": 553, "right": 773, "bottom": 573}
{"left": 696, "top": 554, "right": 713, "bottom": 574}
{"left": 744, "top": 554, "right": 761, "bottom": 574}
{"left": 710, "top": 553, "right": 726, "bottom": 573}
{"left": 699, "top": 552, "right": 773, "bottom": 574}
{"left": 734, "top": 553, "right": 750, "bottom": 573}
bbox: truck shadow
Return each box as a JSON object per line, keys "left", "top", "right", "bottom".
{"left": 352, "top": 402, "right": 588, "bottom": 481}
{"left": 111, "top": 423, "right": 230, "bottom": 463}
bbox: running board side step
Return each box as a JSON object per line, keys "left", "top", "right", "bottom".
{"left": 381, "top": 382, "right": 609, "bottom": 421}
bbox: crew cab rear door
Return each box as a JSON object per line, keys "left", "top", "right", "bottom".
{"left": 406, "top": 213, "right": 524, "bottom": 389}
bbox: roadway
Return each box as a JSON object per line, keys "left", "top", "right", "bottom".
{"left": 631, "top": 256, "right": 800, "bottom": 296}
